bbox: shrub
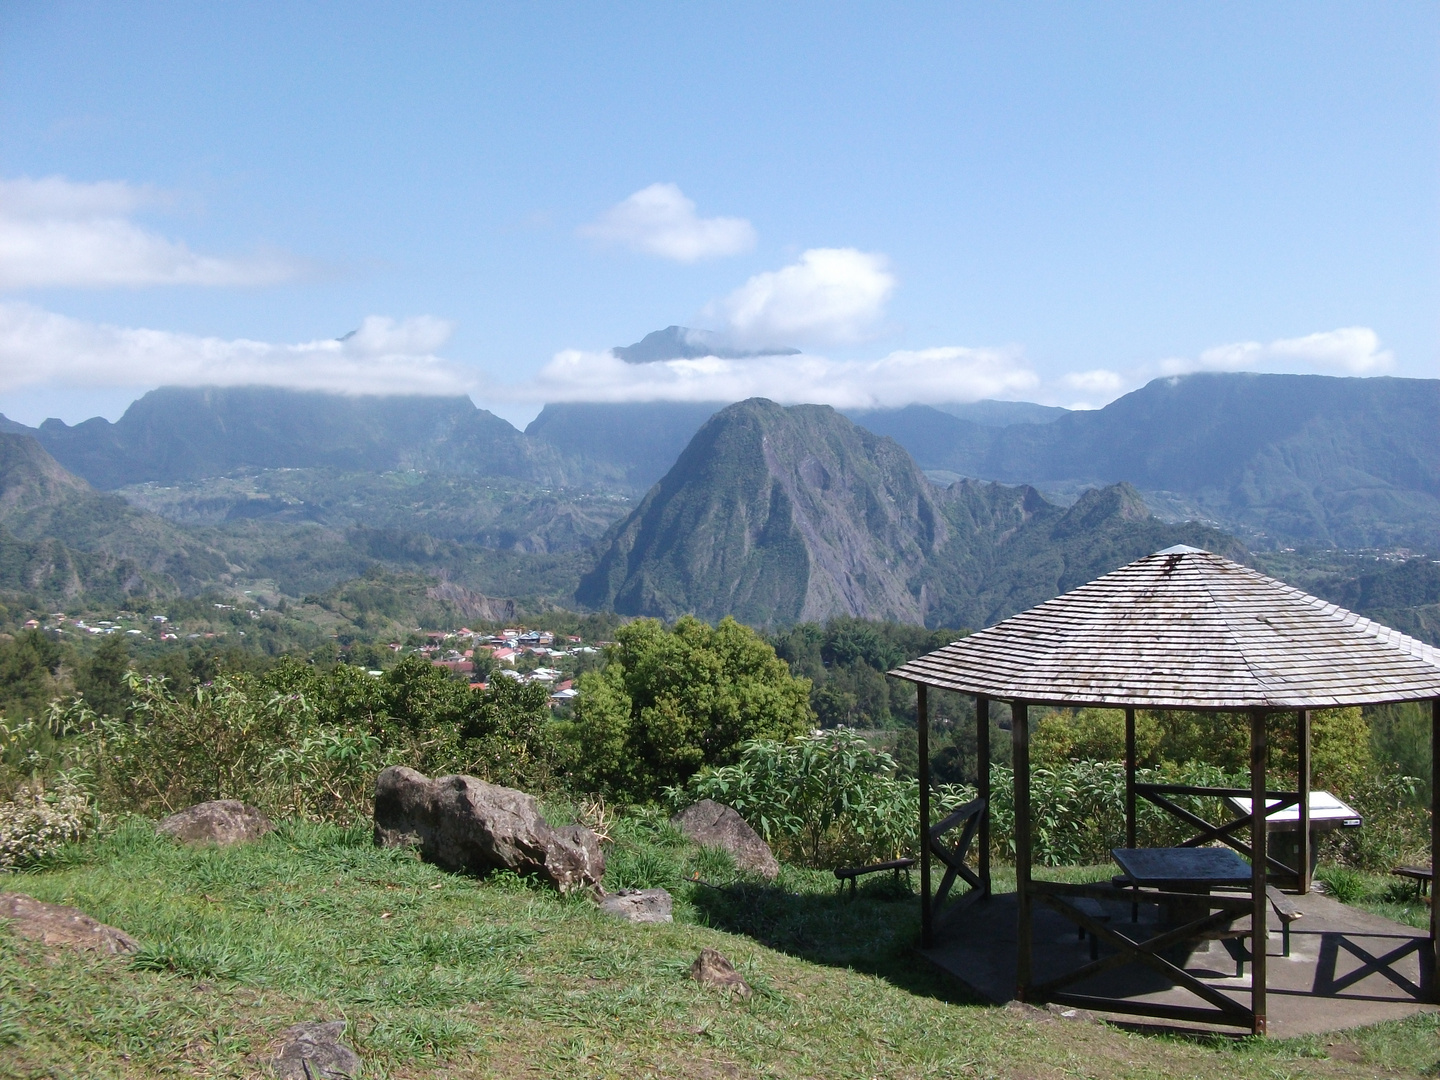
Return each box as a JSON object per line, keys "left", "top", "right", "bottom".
{"left": 0, "top": 776, "right": 95, "bottom": 870}
{"left": 569, "top": 616, "right": 813, "bottom": 803}
{"left": 1327, "top": 771, "right": 1429, "bottom": 872}
{"left": 678, "top": 744, "right": 1261, "bottom": 870}
{"left": 982, "top": 760, "right": 1241, "bottom": 866}
{"left": 676, "top": 729, "right": 955, "bottom": 867}
{"left": 71, "top": 658, "right": 561, "bottom": 823}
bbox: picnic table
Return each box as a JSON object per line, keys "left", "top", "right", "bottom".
{"left": 1110, "top": 847, "right": 1303, "bottom": 966}
{"left": 1111, "top": 846, "right": 1252, "bottom": 890}
{"left": 1112, "top": 846, "right": 1252, "bottom": 929}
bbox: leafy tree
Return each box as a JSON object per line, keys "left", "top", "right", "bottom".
{"left": 0, "top": 630, "right": 66, "bottom": 721}
{"left": 1368, "top": 701, "right": 1431, "bottom": 802}
{"left": 76, "top": 634, "right": 131, "bottom": 718}
{"left": 1033, "top": 708, "right": 1161, "bottom": 767}
{"left": 570, "top": 616, "right": 813, "bottom": 802}
{"left": 772, "top": 616, "right": 963, "bottom": 730}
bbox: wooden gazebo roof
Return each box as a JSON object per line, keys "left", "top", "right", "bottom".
{"left": 889, "top": 546, "right": 1440, "bottom": 709}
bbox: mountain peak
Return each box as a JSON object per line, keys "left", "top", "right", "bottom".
{"left": 577, "top": 398, "right": 945, "bottom": 626}
{"left": 612, "top": 326, "right": 800, "bottom": 364}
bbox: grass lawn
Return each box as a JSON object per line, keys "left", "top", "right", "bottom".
{"left": 2, "top": 816, "right": 1438, "bottom": 1079}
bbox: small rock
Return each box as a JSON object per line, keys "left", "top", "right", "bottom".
{"left": 157, "top": 800, "right": 274, "bottom": 846}
{"left": 373, "top": 766, "right": 603, "bottom": 894}
{"left": 273, "top": 1020, "right": 361, "bottom": 1080}
{"left": 671, "top": 800, "right": 779, "bottom": 880}
{"left": 0, "top": 892, "right": 139, "bottom": 954}
{"left": 690, "top": 947, "right": 752, "bottom": 999}
{"left": 598, "top": 888, "right": 673, "bottom": 923}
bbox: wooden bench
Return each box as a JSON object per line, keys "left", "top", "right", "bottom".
{"left": 1072, "top": 897, "right": 1111, "bottom": 960}
{"left": 834, "top": 857, "right": 915, "bottom": 898}
{"left": 1392, "top": 865, "right": 1432, "bottom": 898}
{"left": 1101, "top": 879, "right": 1303, "bottom": 975}
{"left": 1208, "top": 887, "right": 1304, "bottom": 976}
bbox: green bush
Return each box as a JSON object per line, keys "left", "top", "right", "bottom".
{"left": 679, "top": 744, "right": 1265, "bottom": 870}
{"left": 65, "top": 656, "right": 561, "bottom": 822}
{"left": 676, "top": 729, "right": 955, "bottom": 867}
{"left": 1328, "top": 771, "right": 1430, "bottom": 871}
{"left": 568, "top": 616, "right": 813, "bottom": 803}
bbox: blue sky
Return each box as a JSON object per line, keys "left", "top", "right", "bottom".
{"left": 0, "top": 2, "right": 1435, "bottom": 427}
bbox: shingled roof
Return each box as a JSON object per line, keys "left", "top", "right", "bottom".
{"left": 889, "top": 546, "right": 1440, "bottom": 709}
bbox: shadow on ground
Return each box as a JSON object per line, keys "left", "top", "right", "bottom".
{"left": 683, "top": 871, "right": 986, "bottom": 1006}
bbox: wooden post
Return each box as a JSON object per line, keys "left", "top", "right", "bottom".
{"left": 1297, "top": 709, "right": 1311, "bottom": 894}
{"left": 1013, "top": 700, "right": 1032, "bottom": 1000}
{"left": 1250, "top": 707, "right": 1269, "bottom": 1036}
{"left": 977, "top": 694, "right": 991, "bottom": 897}
{"left": 1430, "top": 698, "right": 1439, "bottom": 999}
{"left": 918, "top": 683, "right": 932, "bottom": 948}
{"left": 1125, "top": 707, "right": 1137, "bottom": 849}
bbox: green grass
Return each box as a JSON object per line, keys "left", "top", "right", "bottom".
{"left": 1314, "top": 863, "right": 1433, "bottom": 931}
{"left": 2, "top": 821, "right": 1439, "bottom": 1078}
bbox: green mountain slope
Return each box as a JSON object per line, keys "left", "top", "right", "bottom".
{"left": 852, "top": 372, "right": 1440, "bottom": 548}
{"left": 0, "top": 434, "right": 232, "bottom": 593}
{"left": 578, "top": 399, "right": 1243, "bottom": 628}
{"left": 13, "top": 386, "right": 560, "bottom": 490}
{"left": 5, "top": 386, "right": 717, "bottom": 495}
{"left": 524, "top": 401, "right": 723, "bottom": 491}
{"left": 579, "top": 399, "right": 945, "bottom": 625}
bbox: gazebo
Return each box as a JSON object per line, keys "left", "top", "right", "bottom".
{"left": 889, "top": 546, "right": 1440, "bottom": 1035}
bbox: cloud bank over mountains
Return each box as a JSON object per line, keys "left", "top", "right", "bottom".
{"left": 0, "top": 176, "right": 304, "bottom": 289}
{"left": 0, "top": 303, "right": 470, "bottom": 397}
{"left": 517, "top": 343, "right": 1037, "bottom": 409}
{"left": 0, "top": 173, "right": 1409, "bottom": 417}
{"left": 0, "top": 296, "right": 1401, "bottom": 415}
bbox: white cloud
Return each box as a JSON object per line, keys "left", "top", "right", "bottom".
{"left": 0, "top": 175, "right": 304, "bottom": 289}
{"left": 1046, "top": 326, "right": 1397, "bottom": 410}
{"left": 1061, "top": 368, "right": 1126, "bottom": 396}
{"left": 578, "top": 183, "right": 756, "bottom": 262}
{"left": 708, "top": 247, "right": 895, "bottom": 346}
{"left": 500, "top": 343, "right": 1036, "bottom": 410}
{"left": 1160, "top": 326, "right": 1393, "bottom": 377}
{"left": 0, "top": 302, "right": 472, "bottom": 396}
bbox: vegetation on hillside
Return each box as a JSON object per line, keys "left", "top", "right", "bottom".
{"left": 569, "top": 616, "right": 814, "bottom": 803}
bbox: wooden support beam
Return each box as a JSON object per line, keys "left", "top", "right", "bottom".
{"left": 1431, "top": 698, "right": 1439, "bottom": 999}
{"left": 1250, "top": 707, "right": 1269, "bottom": 1036}
{"left": 977, "top": 694, "right": 991, "bottom": 896}
{"left": 1297, "top": 709, "right": 1311, "bottom": 895}
{"left": 1125, "top": 707, "right": 1137, "bottom": 850}
{"left": 918, "top": 683, "right": 931, "bottom": 949}
{"left": 1014, "top": 700, "right": 1032, "bottom": 1000}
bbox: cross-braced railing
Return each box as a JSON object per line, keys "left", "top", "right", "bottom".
{"left": 1030, "top": 880, "right": 1257, "bottom": 1028}
{"left": 928, "top": 796, "right": 987, "bottom": 928}
{"left": 1136, "top": 783, "right": 1301, "bottom": 884}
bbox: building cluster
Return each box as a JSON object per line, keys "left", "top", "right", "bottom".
{"left": 415, "top": 626, "right": 604, "bottom": 701}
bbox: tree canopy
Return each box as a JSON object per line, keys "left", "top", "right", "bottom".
{"left": 570, "top": 615, "right": 813, "bottom": 802}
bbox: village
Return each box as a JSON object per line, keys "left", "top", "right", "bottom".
{"left": 412, "top": 626, "right": 604, "bottom": 701}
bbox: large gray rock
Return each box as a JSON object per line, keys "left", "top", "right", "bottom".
{"left": 598, "top": 888, "right": 673, "bottom": 924}
{"left": 672, "top": 799, "right": 779, "bottom": 880}
{"left": 273, "top": 1020, "right": 361, "bottom": 1080}
{"left": 157, "top": 800, "right": 274, "bottom": 846}
{"left": 373, "top": 766, "right": 603, "bottom": 894}
{"left": 0, "top": 892, "right": 139, "bottom": 954}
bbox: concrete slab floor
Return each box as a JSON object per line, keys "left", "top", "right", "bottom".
{"left": 920, "top": 889, "right": 1436, "bottom": 1038}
